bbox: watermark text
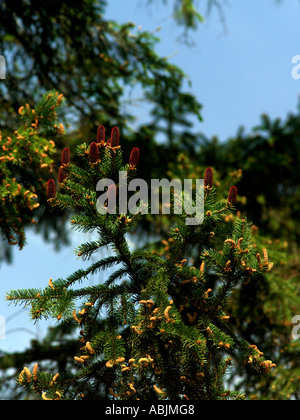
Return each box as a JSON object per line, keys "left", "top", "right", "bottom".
{"left": 291, "top": 55, "right": 300, "bottom": 80}
{"left": 291, "top": 315, "right": 300, "bottom": 340}
{"left": 0, "top": 315, "right": 6, "bottom": 339}
{"left": 96, "top": 172, "right": 204, "bottom": 226}
{"left": 0, "top": 55, "right": 6, "bottom": 79}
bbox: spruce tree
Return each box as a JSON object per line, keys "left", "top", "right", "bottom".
{"left": 7, "top": 126, "right": 276, "bottom": 400}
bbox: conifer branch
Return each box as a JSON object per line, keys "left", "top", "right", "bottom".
{"left": 7, "top": 126, "right": 276, "bottom": 400}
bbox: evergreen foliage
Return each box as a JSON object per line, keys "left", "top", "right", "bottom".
{"left": 0, "top": 91, "right": 65, "bottom": 256}
{"left": 0, "top": 0, "right": 205, "bottom": 256}
{"left": 0, "top": 0, "right": 299, "bottom": 402}
{"left": 7, "top": 126, "right": 276, "bottom": 400}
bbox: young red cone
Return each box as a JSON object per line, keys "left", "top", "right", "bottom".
{"left": 129, "top": 147, "right": 140, "bottom": 167}
{"left": 204, "top": 167, "right": 213, "bottom": 188}
{"left": 61, "top": 147, "right": 70, "bottom": 166}
{"left": 110, "top": 127, "right": 119, "bottom": 147}
{"left": 97, "top": 125, "right": 105, "bottom": 143}
{"left": 228, "top": 186, "right": 238, "bottom": 205}
{"left": 89, "top": 142, "right": 99, "bottom": 163}
{"left": 58, "top": 166, "right": 67, "bottom": 183}
{"left": 46, "top": 179, "right": 56, "bottom": 199}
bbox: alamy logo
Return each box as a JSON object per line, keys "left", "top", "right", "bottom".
{"left": 291, "top": 55, "right": 300, "bottom": 80}
{"left": 96, "top": 171, "right": 204, "bottom": 226}
{"left": 291, "top": 315, "right": 300, "bottom": 340}
{"left": 0, "top": 55, "right": 6, "bottom": 79}
{"left": 0, "top": 315, "right": 6, "bottom": 339}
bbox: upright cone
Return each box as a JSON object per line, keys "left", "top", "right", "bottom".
{"left": 97, "top": 125, "right": 105, "bottom": 143}
{"left": 110, "top": 127, "right": 119, "bottom": 147}
{"left": 46, "top": 179, "right": 56, "bottom": 199}
{"left": 61, "top": 147, "right": 70, "bottom": 165}
{"left": 129, "top": 147, "right": 140, "bottom": 167}
{"left": 204, "top": 167, "right": 213, "bottom": 188}
{"left": 89, "top": 142, "right": 99, "bottom": 163}
{"left": 228, "top": 186, "right": 238, "bottom": 205}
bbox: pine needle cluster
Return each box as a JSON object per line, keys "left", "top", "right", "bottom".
{"left": 7, "top": 126, "right": 276, "bottom": 400}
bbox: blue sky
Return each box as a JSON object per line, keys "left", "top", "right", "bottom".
{"left": 1, "top": 0, "right": 300, "bottom": 353}
{"left": 106, "top": 0, "right": 300, "bottom": 139}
